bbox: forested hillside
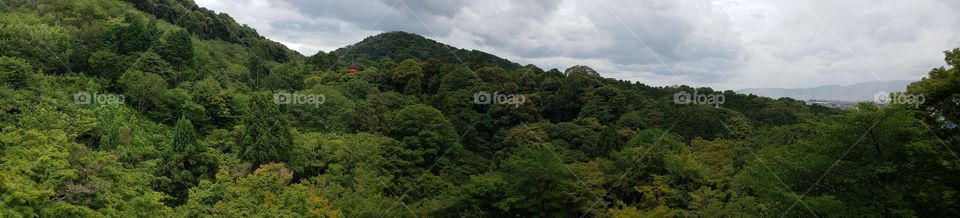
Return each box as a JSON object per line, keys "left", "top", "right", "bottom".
{"left": 0, "top": 0, "right": 958, "bottom": 217}
{"left": 333, "top": 31, "right": 522, "bottom": 71}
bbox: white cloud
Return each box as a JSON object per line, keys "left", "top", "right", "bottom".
{"left": 196, "top": 0, "right": 960, "bottom": 90}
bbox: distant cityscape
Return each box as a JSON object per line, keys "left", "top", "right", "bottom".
{"left": 804, "top": 99, "right": 862, "bottom": 109}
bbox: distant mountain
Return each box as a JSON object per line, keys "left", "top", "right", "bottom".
{"left": 333, "top": 31, "right": 522, "bottom": 70}
{"left": 737, "top": 80, "right": 914, "bottom": 101}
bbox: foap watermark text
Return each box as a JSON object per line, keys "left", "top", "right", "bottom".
{"left": 73, "top": 91, "right": 125, "bottom": 105}
{"left": 874, "top": 91, "right": 924, "bottom": 108}
{"left": 274, "top": 92, "right": 325, "bottom": 107}
{"left": 674, "top": 90, "right": 724, "bottom": 108}
{"left": 473, "top": 91, "right": 526, "bottom": 108}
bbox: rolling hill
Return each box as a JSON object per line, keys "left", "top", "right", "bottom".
{"left": 332, "top": 31, "right": 522, "bottom": 70}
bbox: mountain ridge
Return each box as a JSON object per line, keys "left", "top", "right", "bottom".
{"left": 331, "top": 31, "right": 522, "bottom": 70}
{"left": 736, "top": 80, "right": 914, "bottom": 101}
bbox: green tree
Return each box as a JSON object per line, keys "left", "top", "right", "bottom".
{"left": 131, "top": 51, "right": 176, "bottom": 84}
{"left": 179, "top": 163, "right": 341, "bottom": 217}
{"left": 247, "top": 56, "right": 270, "bottom": 89}
{"left": 0, "top": 56, "right": 33, "bottom": 88}
{"left": 118, "top": 17, "right": 160, "bottom": 55}
{"left": 475, "top": 66, "right": 516, "bottom": 92}
{"left": 157, "top": 29, "right": 195, "bottom": 70}
{"left": 0, "top": 128, "right": 170, "bottom": 216}
{"left": 287, "top": 85, "right": 356, "bottom": 133}
{"left": 155, "top": 116, "right": 217, "bottom": 205}
{"left": 438, "top": 67, "right": 480, "bottom": 93}
{"left": 497, "top": 144, "right": 601, "bottom": 216}
{"left": 173, "top": 116, "right": 200, "bottom": 152}
{"left": 118, "top": 70, "right": 167, "bottom": 110}
{"left": 593, "top": 125, "right": 623, "bottom": 157}
{"left": 386, "top": 104, "right": 457, "bottom": 166}
{"left": 907, "top": 48, "right": 960, "bottom": 140}
{"left": 391, "top": 59, "right": 423, "bottom": 93}
{"left": 238, "top": 92, "right": 294, "bottom": 166}
{"left": 87, "top": 50, "right": 127, "bottom": 81}
{"left": 579, "top": 85, "right": 627, "bottom": 124}
{"left": 737, "top": 105, "right": 960, "bottom": 217}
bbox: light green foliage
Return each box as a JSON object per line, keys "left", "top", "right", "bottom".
{"left": 288, "top": 85, "right": 355, "bottom": 133}
{"left": 0, "top": 128, "right": 170, "bottom": 216}
{"left": 0, "top": 56, "right": 33, "bottom": 88}
{"left": 118, "top": 70, "right": 166, "bottom": 110}
{"left": 0, "top": 13, "right": 76, "bottom": 73}
{"left": 289, "top": 132, "right": 406, "bottom": 217}
{"left": 179, "top": 163, "right": 341, "bottom": 217}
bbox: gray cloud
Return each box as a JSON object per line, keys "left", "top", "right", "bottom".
{"left": 195, "top": 0, "right": 960, "bottom": 89}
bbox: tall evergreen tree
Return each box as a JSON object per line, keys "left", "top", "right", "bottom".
{"left": 156, "top": 116, "right": 216, "bottom": 206}
{"left": 173, "top": 115, "right": 199, "bottom": 152}
{"left": 238, "top": 92, "right": 293, "bottom": 166}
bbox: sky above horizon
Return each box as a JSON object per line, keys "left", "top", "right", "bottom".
{"left": 195, "top": 0, "right": 960, "bottom": 90}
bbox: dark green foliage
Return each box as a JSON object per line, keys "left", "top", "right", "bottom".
{"left": 237, "top": 92, "right": 293, "bottom": 166}
{"left": 438, "top": 67, "right": 480, "bottom": 92}
{"left": 173, "top": 116, "right": 199, "bottom": 152}
{"left": 246, "top": 55, "right": 269, "bottom": 89}
{"left": 118, "top": 70, "right": 167, "bottom": 110}
{"left": 391, "top": 58, "right": 423, "bottom": 92}
{"left": 0, "top": 56, "right": 33, "bottom": 88}
{"left": 386, "top": 104, "right": 458, "bottom": 166}
{"left": 543, "top": 66, "right": 603, "bottom": 122}
{"left": 287, "top": 85, "right": 355, "bottom": 133}
{"left": 665, "top": 105, "right": 742, "bottom": 141}
{"left": 87, "top": 50, "right": 127, "bottom": 80}
{"left": 332, "top": 31, "right": 521, "bottom": 71}
{"left": 737, "top": 106, "right": 960, "bottom": 217}
{"left": 155, "top": 116, "right": 217, "bottom": 205}
{"left": 306, "top": 51, "right": 339, "bottom": 71}
{"left": 908, "top": 48, "right": 960, "bottom": 141}
{"left": 594, "top": 125, "right": 623, "bottom": 157}
{"left": 131, "top": 51, "right": 176, "bottom": 83}
{"left": 496, "top": 145, "right": 600, "bottom": 216}
{"left": 579, "top": 85, "right": 627, "bottom": 124}
{"left": 157, "top": 29, "right": 195, "bottom": 70}
{"left": 118, "top": 17, "right": 160, "bottom": 55}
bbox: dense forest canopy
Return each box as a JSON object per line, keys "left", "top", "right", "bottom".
{"left": 332, "top": 31, "right": 523, "bottom": 71}
{"left": 0, "top": 0, "right": 958, "bottom": 217}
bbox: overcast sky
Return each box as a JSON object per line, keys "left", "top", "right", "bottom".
{"left": 195, "top": 0, "right": 960, "bottom": 90}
